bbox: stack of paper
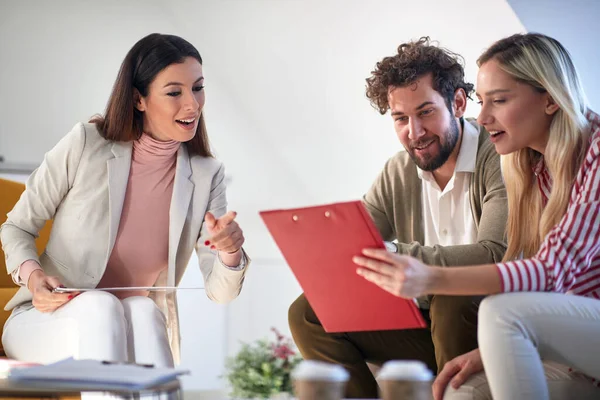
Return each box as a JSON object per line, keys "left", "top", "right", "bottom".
{"left": 9, "top": 358, "right": 189, "bottom": 390}
{"left": 0, "top": 359, "right": 40, "bottom": 378}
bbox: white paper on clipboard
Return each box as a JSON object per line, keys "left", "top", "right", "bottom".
{"left": 53, "top": 286, "right": 204, "bottom": 293}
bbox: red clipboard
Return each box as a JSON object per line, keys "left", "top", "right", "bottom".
{"left": 260, "top": 200, "right": 426, "bottom": 333}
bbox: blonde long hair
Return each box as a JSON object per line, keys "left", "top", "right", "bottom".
{"left": 477, "top": 33, "right": 590, "bottom": 261}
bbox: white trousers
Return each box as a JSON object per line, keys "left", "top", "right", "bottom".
{"left": 2, "top": 291, "right": 174, "bottom": 368}
{"left": 477, "top": 292, "right": 600, "bottom": 400}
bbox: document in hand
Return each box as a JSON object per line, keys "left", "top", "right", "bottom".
{"left": 52, "top": 286, "right": 204, "bottom": 293}
{"left": 8, "top": 358, "right": 189, "bottom": 390}
{"left": 260, "top": 200, "right": 426, "bottom": 333}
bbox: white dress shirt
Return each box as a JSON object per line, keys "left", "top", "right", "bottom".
{"left": 416, "top": 120, "right": 479, "bottom": 308}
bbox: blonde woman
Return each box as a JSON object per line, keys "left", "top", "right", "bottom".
{"left": 353, "top": 33, "right": 600, "bottom": 400}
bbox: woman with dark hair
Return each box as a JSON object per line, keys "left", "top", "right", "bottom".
{"left": 0, "top": 33, "right": 249, "bottom": 367}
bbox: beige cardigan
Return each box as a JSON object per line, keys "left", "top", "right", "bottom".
{"left": 0, "top": 123, "right": 249, "bottom": 362}
{"left": 363, "top": 119, "right": 508, "bottom": 266}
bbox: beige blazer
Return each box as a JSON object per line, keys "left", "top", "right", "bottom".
{"left": 0, "top": 122, "right": 249, "bottom": 362}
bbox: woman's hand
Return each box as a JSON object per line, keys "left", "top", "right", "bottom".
{"left": 204, "top": 211, "right": 245, "bottom": 266}
{"left": 353, "top": 248, "right": 439, "bottom": 298}
{"left": 432, "top": 348, "right": 484, "bottom": 400}
{"left": 27, "top": 269, "right": 78, "bottom": 313}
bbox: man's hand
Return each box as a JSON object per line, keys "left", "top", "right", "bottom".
{"left": 432, "top": 348, "right": 484, "bottom": 400}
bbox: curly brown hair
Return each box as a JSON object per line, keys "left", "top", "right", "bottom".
{"left": 365, "top": 37, "right": 474, "bottom": 114}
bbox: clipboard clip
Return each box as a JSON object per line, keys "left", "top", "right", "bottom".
{"left": 292, "top": 210, "right": 332, "bottom": 221}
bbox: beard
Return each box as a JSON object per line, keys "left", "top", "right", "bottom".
{"left": 406, "top": 118, "right": 460, "bottom": 171}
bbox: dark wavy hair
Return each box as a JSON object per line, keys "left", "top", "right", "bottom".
{"left": 91, "top": 33, "right": 212, "bottom": 157}
{"left": 366, "top": 37, "right": 474, "bottom": 115}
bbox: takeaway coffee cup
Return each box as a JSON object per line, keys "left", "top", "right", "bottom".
{"left": 292, "top": 360, "right": 349, "bottom": 400}
{"left": 377, "top": 360, "right": 433, "bottom": 400}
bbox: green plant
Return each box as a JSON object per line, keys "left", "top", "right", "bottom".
{"left": 224, "top": 328, "right": 302, "bottom": 399}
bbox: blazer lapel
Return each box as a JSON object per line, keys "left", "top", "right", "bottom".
{"left": 168, "top": 145, "right": 194, "bottom": 286}
{"left": 106, "top": 141, "right": 132, "bottom": 263}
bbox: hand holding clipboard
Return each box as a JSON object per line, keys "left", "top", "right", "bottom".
{"left": 260, "top": 200, "right": 426, "bottom": 333}
{"left": 354, "top": 250, "right": 433, "bottom": 299}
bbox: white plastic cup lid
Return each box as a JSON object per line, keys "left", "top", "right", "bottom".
{"left": 292, "top": 360, "right": 349, "bottom": 382}
{"left": 377, "top": 360, "right": 433, "bottom": 381}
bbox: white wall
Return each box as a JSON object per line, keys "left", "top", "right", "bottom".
{"left": 0, "top": 0, "right": 526, "bottom": 393}
{"left": 507, "top": 0, "right": 600, "bottom": 109}
{"left": 0, "top": 173, "right": 27, "bottom": 183}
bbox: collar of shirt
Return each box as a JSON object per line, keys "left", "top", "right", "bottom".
{"left": 586, "top": 108, "right": 600, "bottom": 143}
{"left": 533, "top": 156, "right": 545, "bottom": 176}
{"left": 417, "top": 119, "right": 479, "bottom": 182}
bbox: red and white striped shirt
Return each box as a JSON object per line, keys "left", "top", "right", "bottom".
{"left": 496, "top": 110, "right": 600, "bottom": 299}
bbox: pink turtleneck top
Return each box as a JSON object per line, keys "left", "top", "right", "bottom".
{"left": 17, "top": 132, "right": 244, "bottom": 294}
{"left": 16, "top": 134, "right": 182, "bottom": 295}
{"left": 96, "top": 133, "right": 180, "bottom": 298}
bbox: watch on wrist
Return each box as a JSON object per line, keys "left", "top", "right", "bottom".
{"left": 384, "top": 241, "right": 398, "bottom": 253}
